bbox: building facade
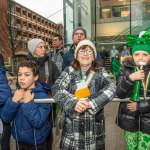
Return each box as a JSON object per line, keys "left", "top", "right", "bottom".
{"left": 63, "top": 0, "right": 150, "bottom": 53}
{"left": 0, "top": 0, "right": 63, "bottom": 62}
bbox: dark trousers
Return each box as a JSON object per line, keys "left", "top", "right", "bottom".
{"left": 16, "top": 131, "right": 53, "bottom": 150}
{"left": 16, "top": 140, "right": 48, "bottom": 150}
{"left": 47, "top": 131, "right": 53, "bottom": 150}
{"left": 0, "top": 122, "right": 11, "bottom": 150}
{"left": 111, "top": 57, "right": 114, "bottom": 72}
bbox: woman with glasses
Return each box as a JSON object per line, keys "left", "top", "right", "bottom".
{"left": 52, "top": 39, "right": 116, "bottom": 150}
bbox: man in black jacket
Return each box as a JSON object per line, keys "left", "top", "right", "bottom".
{"left": 51, "top": 34, "right": 64, "bottom": 72}
{"left": 62, "top": 27, "right": 103, "bottom": 70}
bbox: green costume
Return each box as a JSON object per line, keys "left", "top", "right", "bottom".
{"left": 124, "top": 131, "right": 150, "bottom": 150}
{"left": 112, "top": 57, "right": 121, "bottom": 77}
{"left": 123, "top": 29, "right": 150, "bottom": 150}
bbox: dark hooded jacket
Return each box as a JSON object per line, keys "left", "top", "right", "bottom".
{"left": 27, "top": 53, "right": 60, "bottom": 85}
{"left": 0, "top": 66, "right": 12, "bottom": 115}
{"left": 116, "top": 56, "right": 150, "bottom": 134}
{"left": 1, "top": 82, "right": 52, "bottom": 145}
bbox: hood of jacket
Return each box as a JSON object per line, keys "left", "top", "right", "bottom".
{"left": 18, "top": 82, "right": 51, "bottom": 95}
{"left": 31, "top": 82, "right": 51, "bottom": 94}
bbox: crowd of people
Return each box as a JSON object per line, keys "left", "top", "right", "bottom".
{"left": 0, "top": 27, "right": 150, "bottom": 150}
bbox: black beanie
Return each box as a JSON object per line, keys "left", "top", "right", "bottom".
{"left": 72, "top": 27, "right": 87, "bottom": 38}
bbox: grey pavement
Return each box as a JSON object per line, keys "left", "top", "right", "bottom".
{"left": 105, "top": 102, "right": 126, "bottom": 150}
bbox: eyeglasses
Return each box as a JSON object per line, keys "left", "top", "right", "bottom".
{"left": 78, "top": 49, "right": 93, "bottom": 55}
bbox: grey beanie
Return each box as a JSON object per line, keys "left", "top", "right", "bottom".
{"left": 28, "top": 38, "right": 44, "bottom": 55}
{"left": 72, "top": 27, "right": 87, "bottom": 38}
{"left": 74, "top": 39, "right": 97, "bottom": 59}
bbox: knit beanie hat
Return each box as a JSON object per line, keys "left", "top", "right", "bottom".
{"left": 28, "top": 38, "right": 44, "bottom": 55}
{"left": 74, "top": 39, "right": 97, "bottom": 59}
{"left": 72, "top": 27, "right": 87, "bottom": 38}
{"left": 126, "top": 30, "right": 150, "bottom": 54}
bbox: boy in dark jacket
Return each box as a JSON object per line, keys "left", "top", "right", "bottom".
{"left": 0, "top": 54, "right": 12, "bottom": 150}
{"left": 1, "top": 60, "right": 52, "bottom": 150}
{"left": 116, "top": 30, "right": 150, "bottom": 150}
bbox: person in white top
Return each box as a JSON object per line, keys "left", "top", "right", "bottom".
{"left": 121, "top": 45, "right": 130, "bottom": 57}
{"left": 110, "top": 45, "right": 119, "bottom": 62}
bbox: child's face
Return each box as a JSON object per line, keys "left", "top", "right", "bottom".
{"left": 133, "top": 51, "right": 150, "bottom": 67}
{"left": 116, "top": 55, "right": 119, "bottom": 58}
{"left": 18, "top": 67, "right": 38, "bottom": 89}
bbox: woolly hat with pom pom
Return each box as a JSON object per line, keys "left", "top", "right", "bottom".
{"left": 74, "top": 39, "right": 97, "bottom": 59}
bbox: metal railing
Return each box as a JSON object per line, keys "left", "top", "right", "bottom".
{"left": 20, "top": 97, "right": 149, "bottom": 103}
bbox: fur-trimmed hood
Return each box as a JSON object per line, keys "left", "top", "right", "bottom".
{"left": 121, "top": 55, "right": 133, "bottom": 64}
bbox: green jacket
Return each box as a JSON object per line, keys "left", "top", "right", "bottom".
{"left": 112, "top": 58, "right": 121, "bottom": 77}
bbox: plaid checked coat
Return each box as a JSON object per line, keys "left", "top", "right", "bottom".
{"left": 52, "top": 66, "right": 116, "bottom": 150}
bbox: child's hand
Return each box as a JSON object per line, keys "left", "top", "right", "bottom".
{"left": 23, "top": 90, "right": 34, "bottom": 103}
{"left": 12, "top": 89, "right": 25, "bottom": 103}
{"left": 127, "top": 101, "right": 137, "bottom": 112}
{"left": 129, "top": 70, "right": 145, "bottom": 81}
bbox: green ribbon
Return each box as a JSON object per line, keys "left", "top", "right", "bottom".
{"left": 126, "top": 29, "right": 150, "bottom": 48}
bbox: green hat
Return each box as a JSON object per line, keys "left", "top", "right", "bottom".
{"left": 126, "top": 29, "right": 150, "bottom": 54}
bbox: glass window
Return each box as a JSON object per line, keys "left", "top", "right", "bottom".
{"left": 131, "top": 3, "right": 142, "bottom": 17}
{"left": 102, "top": 8, "right": 111, "bottom": 18}
{"left": 120, "top": 6, "right": 130, "bottom": 17}
{"left": 16, "top": 7, "right": 20, "bottom": 13}
{"left": 18, "top": 41, "right": 22, "bottom": 48}
{"left": 112, "top": 7, "right": 120, "bottom": 17}
{"left": 145, "top": 3, "right": 150, "bottom": 14}
{"left": 24, "top": 43, "right": 27, "bottom": 49}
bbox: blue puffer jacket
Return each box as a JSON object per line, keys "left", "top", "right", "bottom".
{"left": 0, "top": 66, "right": 12, "bottom": 115}
{"left": 1, "top": 82, "right": 52, "bottom": 145}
